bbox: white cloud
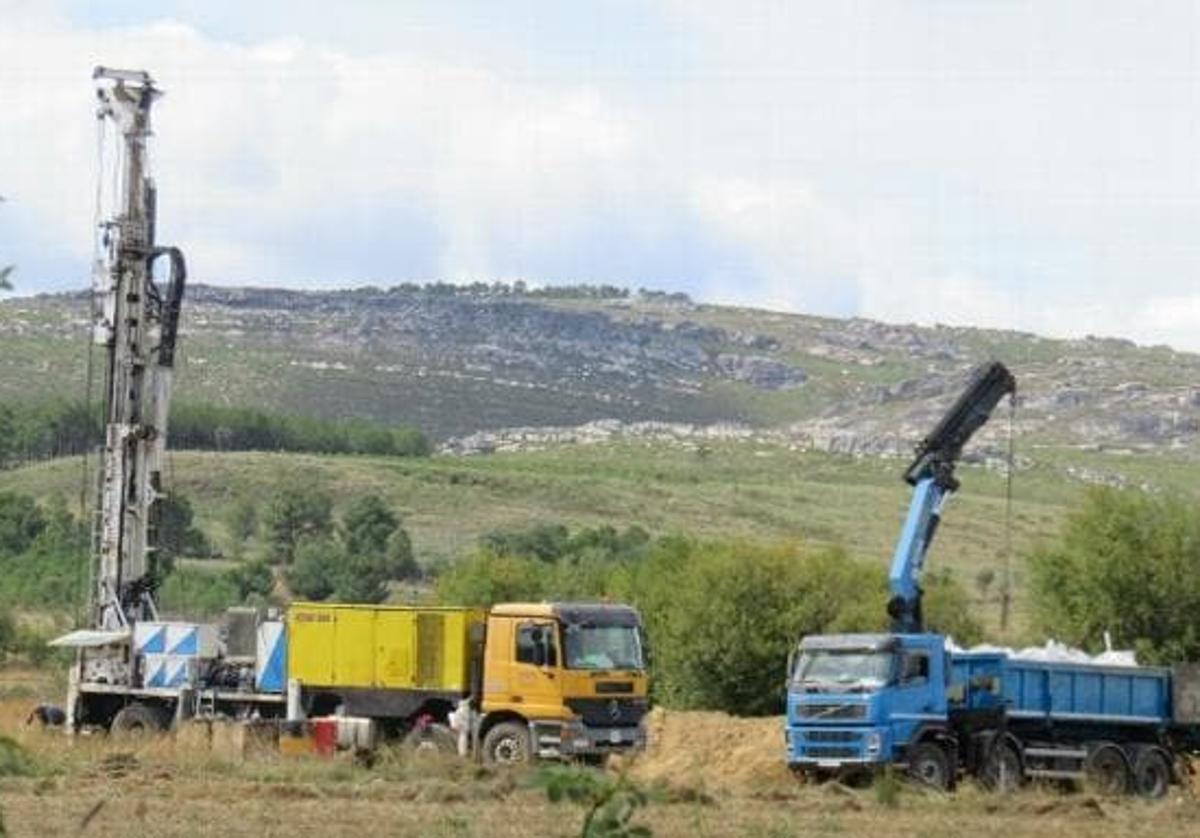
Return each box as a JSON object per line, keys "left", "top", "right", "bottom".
{"left": 0, "top": 12, "right": 646, "bottom": 284}
{"left": 5, "top": 2, "right": 1200, "bottom": 351}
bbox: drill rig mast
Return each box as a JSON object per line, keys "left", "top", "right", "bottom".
{"left": 90, "top": 66, "right": 186, "bottom": 632}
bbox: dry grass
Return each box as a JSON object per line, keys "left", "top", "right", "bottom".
{"left": 0, "top": 668, "right": 1197, "bottom": 837}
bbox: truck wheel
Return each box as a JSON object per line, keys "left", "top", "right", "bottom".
{"left": 1085, "top": 744, "right": 1131, "bottom": 796}
{"left": 980, "top": 740, "right": 1022, "bottom": 793}
{"left": 1132, "top": 748, "right": 1171, "bottom": 799}
{"left": 482, "top": 722, "right": 531, "bottom": 766}
{"left": 909, "top": 742, "right": 951, "bottom": 790}
{"left": 110, "top": 703, "right": 167, "bottom": 738}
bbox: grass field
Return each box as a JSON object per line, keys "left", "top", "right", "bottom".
{"left": 0, "top": 439, "right": 1094, "bottom": 636}
{"left": 0, "top": 667, "right": 1196, "bottom": 837}
{"left": 5, "top": 429, "right": 1199, "bottom": 640}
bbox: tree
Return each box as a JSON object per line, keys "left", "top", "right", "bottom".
{"left": 341, "top": 495, "right": 398, "bottom": 558}
{"left": 1028, "top": 487, "right": 1200, "bottom": 664}
{"left": 481, "top": 523, "right": 571, "bottom": 562}
{"left": 333, "top": 550, "right": 390, "bottom": 604}
{"left": 0, "top": 493, "right": 46, "bottom": 555}
{"left": 385, "top": 528, "right": 420, "bottom": 581}
{"left": 156, "top": 494, "right": 211, "bottom": 569}
{"left": 263, "top": 485, "right": 333, "bottom": 564}
{"left": 435, "top": 550, "right": 546, "bottom": 606}
{"left": 618, "top": 539, "right": 887, "bottom": 715}
{"left": 922, "top": 569, "right": 984, "bottom": 647}
{"left": 286, "top": 537, "right": 342, "bottom": 601}
{"left": 222, "top": 499, "right": 258, "bottom": 558}
{"left": 227, "top": 559, "right": 275, "bottom": 601}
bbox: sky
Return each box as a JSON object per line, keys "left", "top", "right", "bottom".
{"left": 3, "top": 1, "right": 1200, "bottom": 348}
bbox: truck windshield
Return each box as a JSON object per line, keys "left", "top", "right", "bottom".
{"left": 792, "top": 650, "right": 894, "bottom": 690}
{"left": 562, "top": 624, "right": 643, "bottom": 671}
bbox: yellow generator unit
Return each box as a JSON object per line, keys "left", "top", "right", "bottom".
{"left": 287, "top": 603, "right": 484, "bottom": 718}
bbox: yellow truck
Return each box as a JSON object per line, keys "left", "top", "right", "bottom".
{"left": 62, "top": 599, "right": 647, "bottom": 764}
{"left": 283, "top": 601, "right": 648, "bottom": 763}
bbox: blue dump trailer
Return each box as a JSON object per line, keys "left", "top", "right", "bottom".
{"left": 785, "top": 633, "right": 1200, "bottom": 797}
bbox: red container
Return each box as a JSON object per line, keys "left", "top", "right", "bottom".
{"left": 311, "top": 718, "right": 337, "bottom": 757}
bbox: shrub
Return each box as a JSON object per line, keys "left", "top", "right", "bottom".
{"left": 263, "top": 485, "right": 333, "bottom": 564}
{"left": 1028, "top": 486, "right": 1200, "bottom": 663}
{"left": 287, "top": 537, "right": 342, "bottom": 601}
{"left": 435, "top": 550, "right": 546, "bottom": 606}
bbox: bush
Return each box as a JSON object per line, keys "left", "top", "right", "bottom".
{"left": 263, "top": 485, "right": 333, "bottom": 564}
{"left": 0, "top": 497, "right": 88, "bottom": 608}
{"left": 0, "top": 493, "right": 46, "bottom": 555}
{"left": 333, "top": 550, "right": 390, "bottom": 604}
{"left": 435, "top": 550, "right": 546, "bottom": 606}
{"left": 1029, "top": 487, "right": 1200, "bottom": 663}
{"left": 156, "top": 494, "right": 212, "bottom": 567}
{"left": 287, "top": 537, "right": 343, "bottom": 601}
{"left": 922, "top": 569, "right": 984, "bottom": 647}
{"left": 227, "top": 559, "right": 275, "bottom": 600}
{"left": 223, "top": 499, "right": 258, "bottom": 558}
{"left": 158, "top": 566, "right": 242, "bottom": 616}
{"left": 619, "top": 540, "right": 885, "bottom": 715}
{"left": 341, "top": 495, "right": 398, "bottom": 558}
{"left": 385, "top": 528, "right": 420, "bottom": 581}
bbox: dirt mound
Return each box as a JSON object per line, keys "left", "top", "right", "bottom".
{"left": 626, "top": 707, "right": 793, "bottom": 794}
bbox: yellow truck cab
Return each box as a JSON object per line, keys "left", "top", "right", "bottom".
{"left": 479, "top": 603, "right": 648, "bottom": 763}
{"left": 283, "top": 600, "right": 648, "bottom": 764}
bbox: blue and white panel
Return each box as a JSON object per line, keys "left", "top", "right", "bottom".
{"left": 168, "top": 624, "right": 200, "bottom": 655}
{"left": 256, "top": 621, "right": 286, "bottom": 693}
{"left": 166, "top": 623, "right": 219, "bottom": 658}
{"left": 135, "top": 622, "right": 218, "bottom": 659}
{"left": 134, "top": 622, "right": 168, "bottom": 655}
{"left": 142, "top": 654, "right": 198, "bottom": 688}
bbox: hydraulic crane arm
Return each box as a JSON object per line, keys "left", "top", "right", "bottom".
{"left": 886, "top": 362, "right": 1016, "bottom": 633}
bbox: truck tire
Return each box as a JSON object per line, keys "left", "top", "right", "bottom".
{"left": 980, "top": 739, "right": 1022, "bottom": 793}
{"left": 110, "top": 703, "right": 167, "bottom": 737}
{"left": 1131, "top": 748, "right": 1171, "bottom": 799}
{"left": 1084, "top": 744, "right": 1131, "bottom": 796}
{"left": 909, "top": 742, "right": 951, "bottom": 790}
{"left": 482, "top": 722, "right": 531, "bottom": 766}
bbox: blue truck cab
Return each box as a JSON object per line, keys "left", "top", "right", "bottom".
{"left": 786, "top": 632, "right": 953, "bottom": 782}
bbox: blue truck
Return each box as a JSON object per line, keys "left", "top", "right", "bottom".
{"left": 787, "top": 633, "right": 1200, "bottom": 796}
{"left": 785, "top": 363, "right": 1200, "bottom": 796}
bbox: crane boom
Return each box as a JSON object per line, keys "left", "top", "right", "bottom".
{"left": 886, "top": 362, "right": 1015, "bottom": 633}
{"left": 91, "top": 66, "right": 187, "bottom": 632}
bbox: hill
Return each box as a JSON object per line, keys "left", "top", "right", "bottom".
{"left": 3, "top": 284, "right": 1200, "bottom": 469}
{"left": 8, "top": 283, "right": 1200, "bottom": 635}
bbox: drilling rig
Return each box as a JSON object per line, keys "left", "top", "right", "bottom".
{"left": 51, "top": 67, "right": 198, "bottom": 726}
{"left": 89, "top": 66, "right": 186, "bottom": 634}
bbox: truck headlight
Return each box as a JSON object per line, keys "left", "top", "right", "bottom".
{"left": 866, "top": 732, "right": 882, "bottom": 755}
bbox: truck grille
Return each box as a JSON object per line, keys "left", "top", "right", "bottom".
{"left": 794, "top": 703, "right": 867, "bottom": 721}
{"left": 566, "top": 698, "right": 648, "bottom": 727}
{"left": 805, "top": 730, "right": 860, "bottom": 743}
{"left": 803, "top": 746, "right": 860, "bottom": 759}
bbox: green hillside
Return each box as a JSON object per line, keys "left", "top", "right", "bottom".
{"left": 0, "top": 440, "right": 1104, "bottom": 635}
